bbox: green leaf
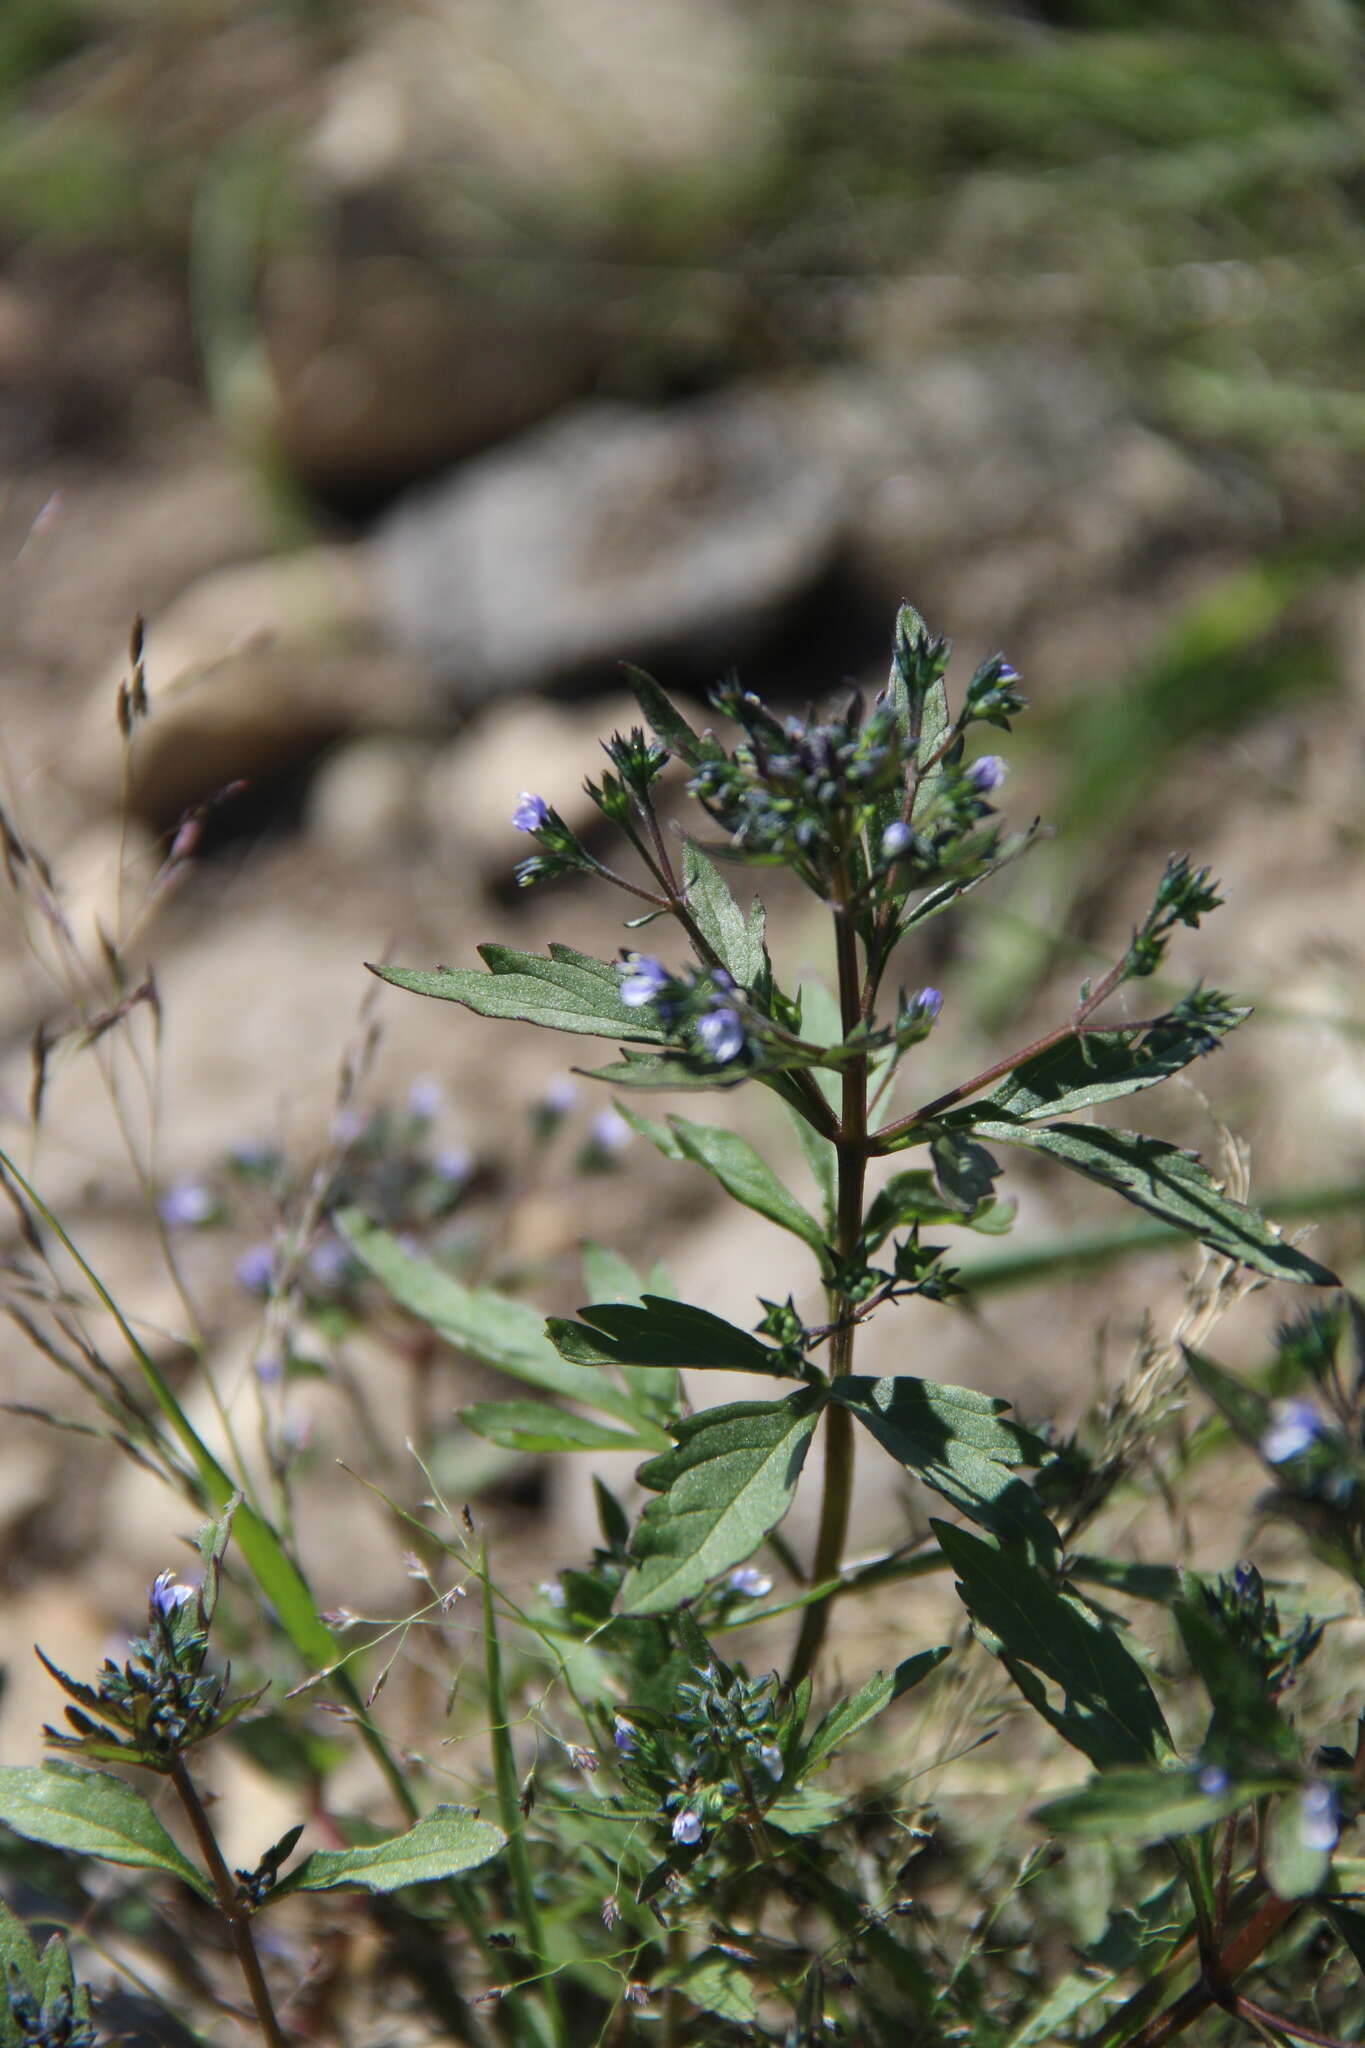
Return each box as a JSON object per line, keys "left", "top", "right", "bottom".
{"left": 581, "top": 1242, "right": 645, "bottom": 1304}
{"left": 550, "top": 1298, "right": 795, "bottom": 1378}
{"left": 800, "top": 1648, "right": 948, "bottom": 1772}
{"left": 1003, "top": 1973, "right": 1107, "bottom": 2048}
{"left": 620, "top": 1391, "right": 824, "bottom": 1614}
{"left": 929, "top": 1131, "right": 1001, "bottom": 1214}
{"left": 624, "top": 664, "right": 704, "bottom": 766}
{"left": 785, "top": 1096, "right": 836, "bottom": 1231}
{"left": 1036, "top": 1765, "right": 1284, "bottom": 1844}
{"left": 666, "top": 1115, "right": 828, "bottom": 1258}
{"left": 1182, "top": 1347, "right": 1274, "bottom": 1446}
{"left": 579, "top": 1051, "right": 746, "bottom": 1091}
{"left": 336, "top": 1209, "right": 654, "bottom": 1432}
{"left": 956, "top": 1016, "right": 1250, "bottom": 1125}
{"left": 461, "top": 1401, "right": 652, "bottom": 1454}
{"left": 954, "top": 1120, "right": 1337, "bottom": 1285}
{"left": 1264, "top": 1788, "right": 1335, "bottom": 1900}
{"left": 832, "top": 1377, "right": 1058, "bottom": 1559}
{"left": 279, "top": 1806, "right": 505, "bottom": 1896}
{"left": 1320, "top": 1899, "right": 1365, "bottom": 1976}
{"left": 862, "top": 1169, "right": 979, "bottom": 1248}
{"left": 369, "top": 943, "right": 668, "bottom": 1044}
{"left": 901, "top": 822, "right": 1041, "bottom": 935}
{"left": 657, "top": 1947, "right": 758, "bottom": 2024}
{"left": 1173, "top": 1587, "right": 1297, "bottom": 1762}
{"left": 683, "top": 842, "right": 767, "bottom": 989}
{"left": 934, "top": 1524, "right": 1172, "bottom": 1769}
{"left": 0, "top": 1764, "right": 211, "bottom": 1899}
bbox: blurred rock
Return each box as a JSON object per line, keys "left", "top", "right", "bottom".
{"left": 306, "top": 736, "right": 431, "bottom": 860}
{"left": 376, "top": 385, "right": 873, "bottom": 698}
{"left": 72, "top": 547, "right": 430, "bottom": 828}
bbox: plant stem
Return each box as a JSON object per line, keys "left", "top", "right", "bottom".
{"left": 169, "top": 1755, "right": 288, "bottom": 2048}
{"left": 787, "top": 871, "right": 867, "bottom": 1687}
{"left": 481, "top": 1540, "right": 566, "bottom": 2048}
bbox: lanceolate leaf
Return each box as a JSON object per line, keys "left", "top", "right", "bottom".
{"left": 0, "top": 1764, "right": 211, "bottom": 1899}
{"left": 620, "top": 1391, "right": 824, "bottom": 1614}
{"left": 683, "top": 842, "right": 767, "bottom": 989}
{"left": 949, "top": 1013, "right": 1250, "bottom": 1126}
{"left": 550, "top": 1298, "right": 795, "bottom": 1378}
{"left": 277, "top": 1807, "right": 505, "bottom": 1896}
{"left": 1036, "top": 1766, "right": 1284, "bottom": 1844}
{"left": 951, "top": 1120, "right": 1337, "bottom": 1285}
{"left": 833, "top": 1377, "right": 1058, "bottom": 1558}
{"left": 1181, "top": 1347, "right": 1274, "bottom": 1445}
{"left": 624, "top": 664, "right": 705, "bottom": 766}
{"left": 799, "top": 1648, "right": 949, "bottom": 1773}
{"left": 336, "top": 1209, "right": 653, "bottom": 1430}
{"left": 461, "top": 1401, "right": 654, "bottom": 1454}
{"left": 934, "top": 1523, "right": 1172, "bottom": 1769}
{"left": 665, "top": 1115, "right": 828, "bottom": 1258}
{"left": 369, "top": 944, "right": 668, "bottom": 1044}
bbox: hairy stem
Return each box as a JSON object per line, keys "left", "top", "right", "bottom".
{"left": 788, "top": 874, "right": 867, "bottom": 1687}
{"left": 169, "top": 1755, "right": 288, "bottom": 2048}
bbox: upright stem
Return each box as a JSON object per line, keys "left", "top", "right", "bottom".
{"left": 788, "top": 873, "right": 868, "bottom": 1688}
{"left": 169, "top": 1755, "right": 288, "bottom": 2048}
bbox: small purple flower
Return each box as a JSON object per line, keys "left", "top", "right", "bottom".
{"left": 671, "top": 1809, "right": 702, "bottom": 1846}
{"left": 308, "top": 1237, "right": 350, "bottom": 1289}
{"left": 1299, "top": 1781, "right": 1338, "bottom": 1853}
{"left": 619, "top": 955, "right": 670, "bottom": 1008}
{"left": 434, "top": 1144, "right": 474, "bottom": 1184}
{"left": 541, "top": 1075, "right": 578, "bottom": 1116}
{"left": 234, "top": 1242, "right": 275, "bottom": 1295}
{"left": 512, "top": 792, "right": 549, "bottom": 834}
{"left": 589, "top": 1108, "right": 631, "bottom": 1155}
{"left": 881, "top": 821, "right": 914, "bottom": 860}
{"left": 149, "top": 1570, "right": 194, "bottom": 1617}
{"left": 695, "top": 1001, "right": 746, "bottom": 1064}
{"left": 538, "top": 1580, "right": 566, "bottom": 1609}
{"left": 728, "top": 1566, "right": 773, "bottom": 1599}
{"left": 1197, "top": 1764, "right": 1229, "bottom": 1796}
{"left": 332, "top": 1106, "right": 367, "bottom": 1146}
{"left": 911, "top": 986, "right": 943, "bottom": 1023}
{"left": 254, "top": 1354, "right": 283, "bottom": 1386}
{"left": 968, "top": 756, "right": 1006, "bottom": 794}
{"left": 1261, "top": 1399, "right": 1324, "bottom": 1465}
{"left": 407, "top": 1075, "right": 443, "bottom": 1122}
{"left": 997, "top": 661, "right": 1021, "bottom": 685}
{"left": 613, "top": 1717, "right": 637, "bottom": 1755}
{"left": 159, "top": 1179, "right": 215, "bottom": 1229}
{"left": 758, "top": 1744, "right": 784, "bottom": 1779}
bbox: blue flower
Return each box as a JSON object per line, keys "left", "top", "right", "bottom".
{"left": 727, "top": 1566, "right": 773, "bottom": 1598}
{"left": 589, "top": 1109, "right": 631, "bottom": 1155}
{"left": 1197, "top": 1764, "right": 1229, "bottom": 1796}
{"left": 881, "top": 821, "right": 913, "bottom": 860}
{"left": 159, "top": 1179, "right": 215, "bottom": 1229}
{"left": 1260, "top": 1399, "right": 1324, "bottom": 1465}
{"left": 234, "top": 1242, "right": 274, "bottom": 1295}
{"left": 619, "top": 955, "right": 670, "bottom": 1008}
{"left": 512, "top": 792, "right": 549, "bottom": 833}
{"left": 149, "top": 1571, "right": 194, "bottom": 1617}
{"left": 434, "top": 1144, "right": 474, "bottom": 1184}
{"left": 613, "top": 1718, "right": 637, "bottom": 1755}
{"left": 407, "top": 1075, "right": 443, "bottom": 1122}
{"left": 541, "top": 1075, "right": 578, "bottom": 1116}
{"left": 911, "top": 986, "right": 943, "bottom": 1023}
{"left": 1299, "top": 1782, "right": 1338, "bottom": 1853}
{"left": 758, "top": 1744, "right": 784, "bottom": 1779}
{"left": 671, "top": 1809, "right": 702, "bottom": 1846}
{"left": 695, "top": 1000, "right": 746, "bottom": 1064}
{"left": 968, "top": 756, "right": 1006, "bottom": 794}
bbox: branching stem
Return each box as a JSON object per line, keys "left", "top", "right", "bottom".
{"left": 169, "top": 1755, "right": 288, "bottom": 2048}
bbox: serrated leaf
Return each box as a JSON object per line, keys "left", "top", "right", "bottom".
{"left": 666, "top": 1115, "right": 828, "bottom": 1258}
{"left": 279, "top": 1806, "right": 505, "bottom": 1896}
{"left": 954, "top": 1015, "right": 1250, "bottom": 1127}
{"left": 336, "top": 1209, "right": 653, "bottom": 1431}
{"left": 369, "top": 944, "right": 668, "bottom": 1044}
{"left": 683, "top": 842, "right": 767, "bottom": 989}
{"left": 461, "top": 1401, "right": 652, "bottom": 1454}
{"left": 624, "top": 664, "right": 704, "bottom": 766}
{"left": 833, "top": 1377, "right": 1058, "bottom": 1558}
{"left": 550, "top": 1298, "right": 794, "bottom": 1378}
{"left": 954, "top": 1120, "right": 1337, "bottom": 1285}
{"left": 0, "top": 1764, "right": 211, "bottom": 1898}
{"left": 934, "top": 1523, "right": 1172, "bottom": 1769}
{"left": 1036, "top": 1765, "right": 1285, "bottom": 1844}
{"left": 620, "top": 1392, "right": 824, "bottom": 1613}
{"left": 800, "top": 1648, "right": 948, "bottom": 1772}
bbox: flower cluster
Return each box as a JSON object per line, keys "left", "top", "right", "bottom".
{"left": 619, "top": 955, "right": 749, "bottom": 1066}
{"left": 38, "top": 1563, "right": 262, "bottom": 1770}
{"left": 1198, "top": 1563, "right": 1323, "bottom": 1701}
